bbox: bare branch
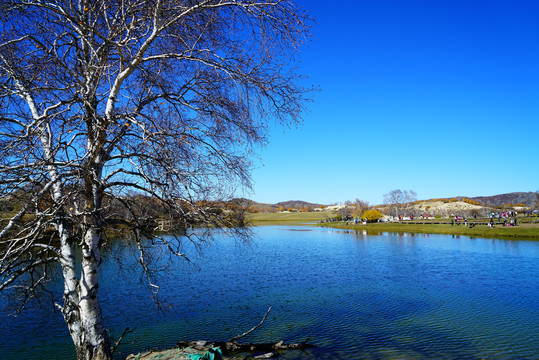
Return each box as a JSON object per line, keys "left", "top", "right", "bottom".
{"left": 228, "top": 306, "right": 272, "bottom": 343}
{"left": 0, "top": 1, "right": 313, "bottom": 359}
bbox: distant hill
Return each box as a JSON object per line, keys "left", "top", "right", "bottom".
{"left": 467, "top": 192, "right": 538, "bottom": 207}
{"left": 275, "top": 200, "right": 323, "bottom": 209}
{"left": 241, "top": 192, "right": 538, "bottom": 213}
{"left": 238, "top": 199, "right": 325, "bottom": 212}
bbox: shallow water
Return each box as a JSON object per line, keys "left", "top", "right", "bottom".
{"left": 2, "top": 226, "right": 539, "bottom": 359}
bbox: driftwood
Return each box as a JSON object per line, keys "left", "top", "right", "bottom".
{"left": 228, "top": 307, "right": 273, "bottom": 343}
{"left": 176, "top": 339, "right": 315, "bottom": 356}
{"left": 176, "top": 307, "right": 315, "bottom": 358}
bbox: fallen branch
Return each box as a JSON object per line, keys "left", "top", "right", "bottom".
{"left": 228, "top": 306, "right": 272, "bottom": 343}
{"left": 111, "top": 327, "right": 136, "bottom": 355}
{"left": 175, "top": 307, "right": 315, "bottom": 357}
{"left": 176, "top": 339, "right": 316, "bottom": 355}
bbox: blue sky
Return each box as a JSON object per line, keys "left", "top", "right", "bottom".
{"left": 249, "top": 0, "right": 539, "bottom": 205}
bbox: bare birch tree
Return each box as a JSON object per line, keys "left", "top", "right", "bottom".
{"left": 351, "top": 198, "right": 370, "bottom": 218}
{"left": 0, "top": 1, "right": 312, "bottom": 359}
{"left": 383, "top": 189, "right": 417, "bottom": 217}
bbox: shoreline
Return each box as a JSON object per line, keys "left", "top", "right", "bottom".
{"left": 316, "top": 221, "right": 539, "bottom": 240}
{"left": 247, "top": 211, "right": 539, "bottom": 239}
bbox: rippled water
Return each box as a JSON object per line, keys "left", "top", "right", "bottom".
{"left": 2, "top": 226, "right": 539, "bottom": 359}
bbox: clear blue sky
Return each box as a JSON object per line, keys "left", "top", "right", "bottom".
{"left": 249, "top": 0, "right": 539, "bottom": 206}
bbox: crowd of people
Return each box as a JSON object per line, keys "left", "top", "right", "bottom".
{"left": 486, "top": 211, "right": 519, "bottom": 227}
{"left": 320, "top": 209, "right": 537, "bottom": 226}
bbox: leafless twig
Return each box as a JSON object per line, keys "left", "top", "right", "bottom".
{"left": 228, "top": 306, "right": 272, "bottom": 343}
{"left": 111, "top": 327, "right": 136, "bottom": 355}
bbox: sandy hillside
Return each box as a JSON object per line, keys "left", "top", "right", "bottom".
{"left": 409, "top": 200, "right": 484, "bottom": 215}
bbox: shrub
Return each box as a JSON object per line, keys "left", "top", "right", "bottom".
{"left": 462, "top": 197, "right": 480, "bottom": 205}
{"left": 363, "top": 210, "right": 384, "bottom": 222}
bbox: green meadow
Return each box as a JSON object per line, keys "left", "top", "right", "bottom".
{"left": 246, "top": 210, "right": 334, "bottom": 224}
{"left": 247, "top": 212, "right": 539, "bottom": 239}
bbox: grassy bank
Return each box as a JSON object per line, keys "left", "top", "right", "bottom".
{"left": 247, "top": 211, "right": 539, "bottom": 239}
{"left": 246, "top": 211, "right": 336, "bottom": 225}
{"left": 317, "top": 221, "right": 539, "bottom": 240}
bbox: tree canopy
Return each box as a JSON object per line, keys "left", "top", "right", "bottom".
{"left": 383, "top": 189, "right": 417, "bottom": 217}
{"left": 0, "top": 1, "right": 312, "bottom": 359}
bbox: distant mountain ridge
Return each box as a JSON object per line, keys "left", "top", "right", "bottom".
{"left": 275, "top": 200, "right": 323, "bottom": 209}
{"left": 232, "top": 198, "right": 324, "bottom": 212}
{"left": 466, "top": 192, "right": 538, "bottom": 207}
{"left": 245, "top": 192, "right": 538, "bottom": 209}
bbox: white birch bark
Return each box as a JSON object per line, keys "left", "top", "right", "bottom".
{"left": 1, "top": 54, "right": 85, "bottom": 351}
{"left": 77, "top": 225, "right": 109, "bottom": 360}
{"left": 1, "top": 2, "right": 311, "bottom": 360}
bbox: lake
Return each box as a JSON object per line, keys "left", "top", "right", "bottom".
{"left": 2, "top": 226, "right": 539, "bottom": 359}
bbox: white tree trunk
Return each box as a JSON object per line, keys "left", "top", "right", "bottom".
{"left": 75, "top": 226, "right": 111, "bottom": 360}
{"left": 58, "top": 223, "right": 82, "bottom": 349}
{"left": 1, "top": 3, "right": 312, "bottom": 359}
{"left": 5, "top": 59, "right": 109, "bottom": 359}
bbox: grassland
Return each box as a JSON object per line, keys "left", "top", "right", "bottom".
{"left": 318, "top": 221, "right": 539, "bottom": 240}
{"left": 247, "top": 211, "right": 539, "bottom": 239}
{"left": 246, "top": 210, "right": 334, "bottom": 225}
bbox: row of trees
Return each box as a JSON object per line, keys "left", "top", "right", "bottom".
{"left": 342, "top": 189, "right": 539, "bottom": 220}
{"left": 0, "top": 1, "right": 312, "bottom": 359}
{"left": 337, "top": 190, "right": 417, "bottom": 220}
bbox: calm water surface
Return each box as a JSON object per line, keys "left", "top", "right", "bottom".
{"left": 2, "top": 226, "right": 539, "bottom": 359}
